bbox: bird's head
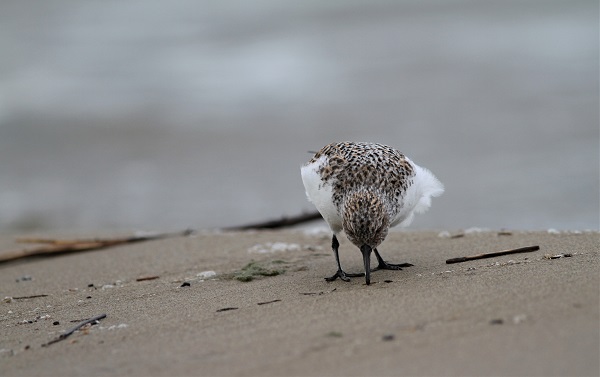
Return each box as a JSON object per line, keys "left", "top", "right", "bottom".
{"left": 342, "top": 189, "right": 390, "bottom": 248}
{"left": 342, "top": 189, "right": 390, "bottom": 285}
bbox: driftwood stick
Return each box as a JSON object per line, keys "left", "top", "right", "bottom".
{"left": 16, "top": 229, "right": 193, "bottom": 246}
{"left": 446, "top": 245, "right": 540, "bottom": 264}
{"left": 0, "top": 230, "right": 193, "bottom": 264}
{"left": 42, "top": 313, "right": 107, "bottom": 347}
{"left": 226, "top": 211, "right": 322, "bottom": 231}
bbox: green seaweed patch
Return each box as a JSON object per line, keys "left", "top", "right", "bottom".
{"left": 230, "top": 261, "right": 285, "bottom": 282}
{"left": 326, "top": 331, "right": 343, "bottom": 338}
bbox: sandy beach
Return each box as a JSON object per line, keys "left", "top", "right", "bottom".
{"left": 0, "top": 229, "right": 598, "bottom": 376}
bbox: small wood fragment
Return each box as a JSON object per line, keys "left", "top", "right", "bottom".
{"left": 12, "top": 294, "right": 48, "bottom": 300}
{"left": 216, "top": 307, "right": 238, "bottom": 312}
{"left": 257, "top": 299, "right": 281, "bottom": 305}
{"left": 136, "top": 276, "right": 160, "bottom": 282}
{"left": 42, "top": 314, "right": 107, "bottom": 347}
{"left": 446, "top": 245, "right": 540, "bottom": 264}
{"left": 300, "top": 288, "right": 336, "bottom": 296}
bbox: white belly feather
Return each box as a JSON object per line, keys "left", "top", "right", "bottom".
{"left": 300, "top": 157, "right": 343, "bottom": 233}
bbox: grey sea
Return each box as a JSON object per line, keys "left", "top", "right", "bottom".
{"left": 0, "top": 0, "right": 598, "bottom": 233}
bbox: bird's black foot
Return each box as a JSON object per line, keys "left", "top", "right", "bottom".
{"left": 372, "top": 248, "right": 413, "bottom": 271}
{"left": 325, "top": 270, "right": 365, "bottom": 282}
{"left": 372, "top": 260, "right": 414, "bottom": 271}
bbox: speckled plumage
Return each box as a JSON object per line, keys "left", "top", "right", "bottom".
{"left": 301, "top": 141, "right": 444, "bottom": 284}
{"left": 308, "top": 142, "right": 414, "bottom": 220}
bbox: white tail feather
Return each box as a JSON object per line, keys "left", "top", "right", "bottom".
{"left": 413, "top": 165, "right": 444, "bottom": 214}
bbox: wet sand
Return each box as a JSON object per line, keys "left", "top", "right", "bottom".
{"left": 0, "top": 229, "right": 598, "bottom": 376}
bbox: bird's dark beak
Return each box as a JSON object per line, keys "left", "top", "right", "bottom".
{"left": 360, "top": 244, "right": 372, "bottom": 285}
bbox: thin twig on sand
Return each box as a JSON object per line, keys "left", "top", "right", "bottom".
{"left": 445, "top": 245, "right": 540, "bottom": 264}
{"left": 13, "top": 294, "right": 48, "bottom": 300}
{"left": 42, "top": 314, "right": 107, "bottom": 347}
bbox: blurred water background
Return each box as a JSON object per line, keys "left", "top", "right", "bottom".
{"left": 0, "top": 0, "right": 598, "bottom": 234}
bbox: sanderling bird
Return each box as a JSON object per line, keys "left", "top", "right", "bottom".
{"left": 301, "top": 141, "right": 444, "bottom": 285}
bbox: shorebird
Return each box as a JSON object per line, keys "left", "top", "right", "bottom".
{"left": 301, "top": 141, "right": 444, "bottom": 284}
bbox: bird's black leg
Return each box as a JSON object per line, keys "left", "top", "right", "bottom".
{"left": 325, "top": 235, "right": 365, "bottom": 282}
{"left": 372, "top": 248, "right": 414, "bottom": 271}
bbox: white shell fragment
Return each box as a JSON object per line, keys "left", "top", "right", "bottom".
{"left": 196, "top": 271, "right": 217, "bottom": 279}
{"left": 248, "top": 242, "right": 301, "bottom": 254}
